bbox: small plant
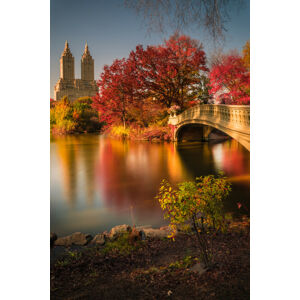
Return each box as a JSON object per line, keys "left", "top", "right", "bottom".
{"left": 55, "top": 259, "right": 70, "bottom": 267}
{"left": 102, "top": 231, "right": 143, "bottom": 255}
{"left": 156, "top": 173, "right": 231, "bottom": 268}
{"left": 89, "top": 270, "right": 99, "bottom": 278}
{"left": 169, "top": 256, "right": 194, "bottom": 269}
{"left": 67, "top": 250, "right": 82, "bottom": 260}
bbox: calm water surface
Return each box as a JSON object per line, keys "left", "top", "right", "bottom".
{"left": 51, "top": 135, "right": 250, "bottom": 236}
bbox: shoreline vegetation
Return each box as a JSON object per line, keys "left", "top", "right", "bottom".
{"left": 51, "top": 219, "right": 249, "bottom": 299}
{"left": 50, "top": 97, "right": 230, "bottom": 143}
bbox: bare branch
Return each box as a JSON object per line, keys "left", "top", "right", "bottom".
{"left": 125, "top": 0, "right": 246, "bottom": 41}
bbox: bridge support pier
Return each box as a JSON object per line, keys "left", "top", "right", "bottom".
{"left": 202, "top": 126, "right": 213, "bottom": 141}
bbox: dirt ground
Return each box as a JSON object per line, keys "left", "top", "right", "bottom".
{"left": 51, "top": 224, "right": 249, "bottom": 300}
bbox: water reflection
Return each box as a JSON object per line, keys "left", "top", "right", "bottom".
{"left": 55, "top": 137, "right": 79, "bottom": 207}
{"left": 51, "top": 135, "right": 250, "bottom": 236}
{"left": 211, "top": 140, "right": 250, "bottom": 183}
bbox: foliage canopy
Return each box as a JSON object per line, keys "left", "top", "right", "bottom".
{"left": 156, "top": 173, "right": 232, "bottom": 267}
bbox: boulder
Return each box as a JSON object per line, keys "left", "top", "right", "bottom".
{"left": 54, "top": 232, "right": 92, "bottom": 247}
{"left": 190, "top": 263, "right": 206, "bottom": 276}
{"left": 159, "top": 226, "right": 170, "bottom": 231}
{"left": 136, "top": 225, "right": 152, "bottom": 230}
{"left": 143, "top": 228, "right": 171, "bottom": 238}
{"left": 50, "top": 232, "right": 57, "bottom": 246}
{"left": 128, "top": 227, "right": 147, "bottom": 243}
{"left": 91, "top": 233, "right": 106, "bottom": 245}
{"left": 109, "top": 224, "right": 131, "bottom": 240}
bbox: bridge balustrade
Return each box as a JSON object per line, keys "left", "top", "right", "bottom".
{"left": 168, "top": 104, "right": 250, "bottom": 151}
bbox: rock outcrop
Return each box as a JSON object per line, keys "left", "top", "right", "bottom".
{"left": 54, "top": 232, "right": 92, "bottom": 247}
{"left": 91, "top": 233, "right": 106, "bottom": 245}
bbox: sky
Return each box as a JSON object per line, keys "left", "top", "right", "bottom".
{"left": 50, "top": 0, "right": 250, "bottom": 98}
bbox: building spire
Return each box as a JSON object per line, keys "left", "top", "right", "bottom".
{"left": 84, "top": 42, "right": 90, "bottom": 55}
{"left": 62, "top": 40, "right": 72, "bottom": 57}
{"left": 65, "top": 40, "right": 69, "bottom": 50}
{"left": 81, "top": 42, "right": 94, "bottom": 81}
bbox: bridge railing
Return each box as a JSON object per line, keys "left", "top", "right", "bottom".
{"left": 169, "top": 104, "right": 250, "bottom": 131}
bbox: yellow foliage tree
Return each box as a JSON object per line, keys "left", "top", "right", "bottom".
{"left": 242, "top": 40, "right": 250, "bottom": 70}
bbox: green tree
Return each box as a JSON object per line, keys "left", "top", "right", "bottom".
{"left": 72, "top": 97, "right": 102, "bottom": 132}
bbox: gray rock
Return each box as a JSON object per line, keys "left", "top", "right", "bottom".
{"left": 190, "top": 263, "right": 206, "bottom": 276}
{"left": 109, "top": 224, "right": 131, "bottom": 239}
{"left": 54, "top": 232, "right": 92, "bottom": 247}
{"left": 136, "top": 225, "right": 152, "bottom": 230}
{"left": 143, "top": 228, "right": 171, "bottom": 238}
{"left": 91, "top": 233, "right": 106, "bottom": 245}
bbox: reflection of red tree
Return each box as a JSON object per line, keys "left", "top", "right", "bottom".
{"left": 212, "top": 140, "right": 250, "bottom": 177}
{"left": 95, "top": 139, "right": 165, "bottom": 221}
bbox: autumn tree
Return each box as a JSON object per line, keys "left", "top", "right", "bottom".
{"left": 242, "top": 40, "right": 250, "bottom": 70}
{"left": 209, "top": 54, "right": 250, "bottom": 105}
{"left": 93, "top": 58, "right": 140, "bottom": 129}
{"left": 93, "top": 34, "right": 209, "bottom": 130}
{"left": 130, "top": 33, "right": 209, "bottom": 109}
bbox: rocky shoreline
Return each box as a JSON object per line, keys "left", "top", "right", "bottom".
{"left": 51, "top": 220, "right": 249, "bottom": 299}
{"left": 51, "top": 224, "right": 174, "bottom": 248}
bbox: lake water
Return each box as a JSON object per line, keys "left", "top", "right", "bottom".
{"left": 51, "top": 135, "right": 250, "bottom": 236}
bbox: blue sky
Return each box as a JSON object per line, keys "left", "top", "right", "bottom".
{"left": 50, "top": 0, "right": 249, "bottom": 98}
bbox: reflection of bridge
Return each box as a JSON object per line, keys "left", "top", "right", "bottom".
{"left": 168, "top": 104, "right": 250, "bottom": 151}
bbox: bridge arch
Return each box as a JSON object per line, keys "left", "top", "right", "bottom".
{"left": 169, "top": 104, "right": 250, "bottom": 151}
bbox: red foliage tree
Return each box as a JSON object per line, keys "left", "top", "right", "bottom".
{"left": 209, "top": 54, "right": 250, "bottom": 105}
{"left": 93, "top": 34, "right": 209, "bottom": 129}
{"left": 130, "top": 33, "right": 208, "bottom": 109}
{"left": 93, "top": 58, "right": 140, "bottom": 128}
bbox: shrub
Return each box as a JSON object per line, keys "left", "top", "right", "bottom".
{"left": 50, "top": 96, "right": 102, "bottom": 134}
{"left": 156, "top": 173, "right": 231, "bottom": 267}
{"left": 110, "top": 125, "right": 130, "bottom": 139}
{"left": 142, "top": 125, "right": 172, "bottom": 141}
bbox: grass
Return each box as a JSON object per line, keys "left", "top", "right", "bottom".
{"left": 102, "top": 232, "right": 144, "bottom": 255}
{"left": 168, "top": 256, "right": 197, "bottom": 269}
{"left": 55, "top": 250, "right": 82, "bottom": 267}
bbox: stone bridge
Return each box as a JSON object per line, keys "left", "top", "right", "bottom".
{"left": 168, "top": 104, "right": 250, "bottom": 151}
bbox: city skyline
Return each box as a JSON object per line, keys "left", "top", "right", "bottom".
{"left": 51, "top": 0, "right": 250, "bottom": 98}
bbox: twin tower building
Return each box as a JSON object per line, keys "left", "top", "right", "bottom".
{"left": 54, "top": 41, "right": 98, "bottom": 102}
